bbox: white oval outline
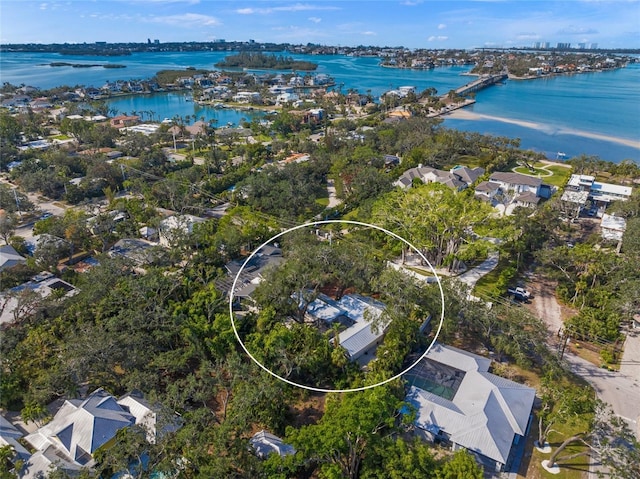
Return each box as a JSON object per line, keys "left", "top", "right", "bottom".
{"left": 228, "top": 220, "right": 445, "bottom": 393}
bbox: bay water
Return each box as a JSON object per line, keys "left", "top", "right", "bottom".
{"left": 1, "top": 51, "right": 638, "bottom": 162}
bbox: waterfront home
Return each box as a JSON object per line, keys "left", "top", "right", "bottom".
{"left": 566, "top": 174, "right": 633, "bottom": 205}
{"left": 395, "top": 165, "right": 484, "bottom": 191}
{"left": 488, "top": 171, "right": 551, "bottom": 199}
{"left": 404, "top": 343, "right": 535, "bottom": 473}
{"left": 233, "top": 91, "right": 261, "bottom": 103}
{"left": 276, "top": 92, "right": 299, "bottom": 104}
{"left": 110, "top": 114, "right": 140, "bottom": 129}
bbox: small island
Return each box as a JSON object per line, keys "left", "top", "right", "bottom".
{"left": 215, "top": 51, "right": 317, "bottom": 71}
{"left": 47, "top": 62, "right": 126, "bottom": 69}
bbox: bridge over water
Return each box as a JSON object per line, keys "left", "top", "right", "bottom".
{"left": 454, "top": 72, "right": 508, "bottom": 96}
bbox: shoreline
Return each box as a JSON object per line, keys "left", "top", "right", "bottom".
{"left": 445, "top": 110, "right": 640, "bottom": 149}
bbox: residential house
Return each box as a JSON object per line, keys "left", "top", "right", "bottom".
{"left": 600, "top": 214, "right": 627, "bottom": 241}
{"left": 474, "top": 181, "right": 501, "bottom": 202}
{"left": 404, "top": 343, "right": 535, "bottom": 472}
{"left": 566, "top": 174, "right": 633, "bottom": 205}
{"left": 0, "top": 273, "right": 77, "bottom": 325}
{"left": 0, "top": 415, "right": 31, "bottom": 466}
{"left": 512, "top": 190, "right": 541, "bottom": 208}
{"left": 233, "top": 91, "right": 261, "bottom": 103}
{"left": 276, "top": 92, "right": 299, "bottom": 104}
{"left": 110, "top": 115, "right": 140, "bottom": 129}
{"left": 250, "top": 430, "right": 296, "bottom": 459}
{"left": 158, "top": 214, "right": 206, "bottom": 247}
{"left": 218, "top": 244, "right": 283, "bottom": 302}
{"left": 488, "top": 171, "right": 550, "bottom": 198}
{"left": 20, "top": 388, "right": 178, "bottom": 479}
{"left": 305, "top": 293, "right": 388, "bottom": 363}
{"left": 108, "top": 238, "right": 157, "bottom": 266}
{"left": 395, "top": 165, "right": 484, "bottom": 191}
{"left": 0, "top": 244, "right": 27, "bottom": 271}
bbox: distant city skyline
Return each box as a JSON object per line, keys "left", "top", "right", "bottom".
{"left": 1, "top": 1, "right": 639, "bottom": 49}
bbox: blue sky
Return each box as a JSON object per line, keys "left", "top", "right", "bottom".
{"left": 1, "top": 1, "right": 639, "bottom": 49}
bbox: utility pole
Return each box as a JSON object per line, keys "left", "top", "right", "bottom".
{"left": 558, "top": 328, "right": 570, "bottom": 360}
{"left": 13, "top": 188, "right": 22, "bottom": 218}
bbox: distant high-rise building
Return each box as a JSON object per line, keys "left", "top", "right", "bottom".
{"left": 590, "top": 43, "right": 598, "bottom": 49}
{"left": 556, "top": 42, "right": 571, "bottom": 49}
{"left": 532, "top": 42, "right": 541, "bottom": 49}
{"left": 154, "top": 39, "right": 160, "bottom": 44}
{"left": 542, "top": 42, "right": 550, "bottom": 49}
{"left": 147, "top": 38, "right": 151, "bottom": 44}
{"left": 578, "top": 42, "right": 587, "bottom": 49}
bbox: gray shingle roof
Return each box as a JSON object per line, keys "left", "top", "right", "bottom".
{"left": 489, "top": 171, "right": 542, "bottom": 188}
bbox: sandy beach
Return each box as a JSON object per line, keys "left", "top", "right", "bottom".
{"left": 446, "top": 110, "right": 640, "bottom": 150}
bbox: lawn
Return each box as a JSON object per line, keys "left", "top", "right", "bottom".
{"left": 535, "top": 162, "right": 573, "bottom": 187}
{"left": 511, "top": 162, "right": 572, "bottom": 188}
{"left": 473, "top": 256, "right": 516, "bottom": 299}
{"left": 513, "top": 166, "right": 552, "bottom": 177}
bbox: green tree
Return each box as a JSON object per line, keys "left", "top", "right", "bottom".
{"left": 371, "top": 182, "right": 493, "bottom": 268}
{"left": 435, "top": 450, "right": 483, "bottom": 479}
{"left": 287, "top": 383, "right": 405, "bottom": 479}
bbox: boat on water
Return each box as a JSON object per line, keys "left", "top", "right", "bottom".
{"left": 556, "top": 152, "right": 567, "bottom": 159}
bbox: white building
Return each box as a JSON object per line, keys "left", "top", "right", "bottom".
{"left": 566, "top": 174, "right": 633, "bottom": 204}
{"left": 600, "top": 214, "right": 627, "bottom": 241}
{"left": 158, "top": 214, "right": 206, "bottom": 247}
{"left": 405, "top": 343, "right": 535, "bottom": 472}
{"left": 305, "top": 293, "right": 387, "bottom": 362}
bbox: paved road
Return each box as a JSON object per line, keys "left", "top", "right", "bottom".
{"left": 563, "top": 351, "right": 640, "bottom": 440}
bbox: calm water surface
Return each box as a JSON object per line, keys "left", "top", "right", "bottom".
{"left": 1, "top": 51, "right": 638, "bottom": 162}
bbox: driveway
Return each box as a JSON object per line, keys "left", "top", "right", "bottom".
{"left": 456, "top": 251, "right": 499, "bottom": 290}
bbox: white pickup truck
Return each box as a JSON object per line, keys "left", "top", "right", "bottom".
{"left": 507, "top": 287, "right": 531, "bottom": 301}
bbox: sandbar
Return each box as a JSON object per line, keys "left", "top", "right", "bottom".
{"left": 446, "top": 110, "right": 640, "bottom": 149}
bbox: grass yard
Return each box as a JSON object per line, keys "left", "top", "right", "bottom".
{"left": 473, "top": 256, "right": 516, "bottom": 299}
{"left": 514, "top": 165, "right": 552, "bottom": 177}
{"left": 535, "top": 162, "right": 573, "bottom": 187}
{"left": 511, "top": 162, "right": 572, "bottom": 188}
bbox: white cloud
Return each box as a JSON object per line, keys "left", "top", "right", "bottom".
{"left": 144, "top": 13, "right": 220, "bottom": 27}
{"left": 308, "top": 16, "right": 322, "bottom": 23}
{"left": 401, "top": 1, "right": 423, "bottom": 5}
{"left": 236, "top": 3, "right": 340, "bottom": 14}
{"left": 128, "top": 0, "right": 201, "bottom": 4}
{"left": 428, "top": 35, "right": 448, "bottom": 41}
{"left": 361, "top": 31, "right": 377, "bottom": 36}
{"left": 438, "top": 23, "right": 447, "bottom": 30}
{"left": 516, "top": 32, "right": 540, "bottom": 40}
{"left": 558, "top": 25, "right": 599, "bottom": 35}
{"left": 40, "top": 3, "right": 48, "bottom": 10}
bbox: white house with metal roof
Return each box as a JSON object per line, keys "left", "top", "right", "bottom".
{"left": 305, "top": 293, "right": 387, "bottom": 362}
{"left": 20, "top": 388, "right": 177, "bottom": 478}
{"left": 404, "top": 343, "right": 535, "bottom": 472}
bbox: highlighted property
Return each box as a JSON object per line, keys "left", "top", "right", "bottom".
{"left": 228, "top": 220, "right": 445, "bottom": 393}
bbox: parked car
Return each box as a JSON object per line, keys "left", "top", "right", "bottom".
{"left": 507, "top": 287, "right": 531, "bottom": 302}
